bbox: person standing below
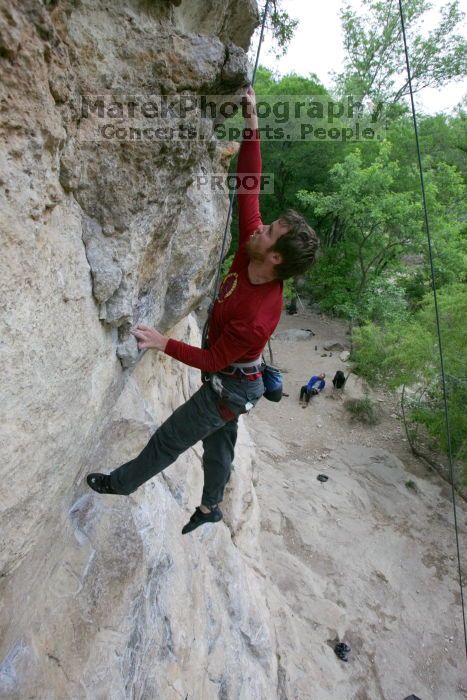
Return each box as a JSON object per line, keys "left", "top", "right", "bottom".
{"left": 87, "top": 87, "right": 319, "bottom": 534}
{"left": 299, "top": 372, "right": 326, "bottom": 406}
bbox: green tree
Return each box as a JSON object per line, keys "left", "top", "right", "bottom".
{"left": 255, "top": 69, "right": 339, "bottom": 222}
{"left": 335, "top": 0, "right": 467, "bottom": 103}
{"left": 387, "top": 110, "right": 467, "bottom": 181}
{"left": 297, "top": 142, "right": 423, "bottom": 318}
{"left": 256, "top": 0, "right": 299, "bottom": 58}
{"left": 422, "top": 162, "right": 467, "bottom": 288}
{"left": 352, "top": 284, "right": 467, "bottom": 478}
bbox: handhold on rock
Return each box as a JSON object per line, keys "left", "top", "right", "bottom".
{"left": 117, "top": 336, "right": 140, "bottom": 369}
{"left": 317, "top": 474, "right": 328, "bottom": 483}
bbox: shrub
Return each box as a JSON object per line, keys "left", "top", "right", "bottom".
{"left": 344, "top": 397, "right": 380, "bottom": 425}
{"left": 405, "top": 480, "right": 417, "bottom": 491}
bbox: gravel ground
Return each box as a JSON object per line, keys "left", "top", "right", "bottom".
{"left": 248, "top": 309, "right": 467, "bottom": 700}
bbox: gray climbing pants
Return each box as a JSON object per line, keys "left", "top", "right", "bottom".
{"left": 109, "top": 373, "right": 264, "bottom": 507}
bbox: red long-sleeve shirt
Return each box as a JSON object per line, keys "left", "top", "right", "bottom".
{"left": 165, "top": 130, "right": 283, "bottom": 372}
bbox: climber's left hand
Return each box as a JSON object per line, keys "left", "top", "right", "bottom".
{"left": 131, "top": 324, "right": 168, "bottom": 352}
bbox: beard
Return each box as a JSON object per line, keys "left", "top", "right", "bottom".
{"left": 246, "top": 237, "right": 266, "bottom": 263}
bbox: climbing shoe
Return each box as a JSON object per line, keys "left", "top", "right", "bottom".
{"left": 86, "top": 473, "right": 118, "bottom": 495}
{"left": 334, "top": 642, "right": 351, "bottom": 662}
{"left": 181, "top": 506, "right": 223, "bottom": 535}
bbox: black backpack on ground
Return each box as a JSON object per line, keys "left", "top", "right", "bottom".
{"left": 332, "top": 370, "right": 346, "bottom": 389}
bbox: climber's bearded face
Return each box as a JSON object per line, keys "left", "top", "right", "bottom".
{"left": 246, "top": 220, "right": 288, "bottom": 263}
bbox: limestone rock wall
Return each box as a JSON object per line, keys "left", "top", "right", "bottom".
{"left": 0, "top": 1, "right": 281, "bottom": 697}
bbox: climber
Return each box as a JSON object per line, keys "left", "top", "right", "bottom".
{"left": 299, "top": 372, "right": 326, "bottom": 406}
{"left": 87, "top": 86, "right": 319, "bottom": 534}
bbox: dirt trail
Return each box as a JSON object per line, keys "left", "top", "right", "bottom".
{"left": 248, "top": 309, "right": 467, "bottom": 700}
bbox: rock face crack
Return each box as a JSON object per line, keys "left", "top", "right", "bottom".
{"left": 275, "top": 650, "right": 288, "bottom": 700}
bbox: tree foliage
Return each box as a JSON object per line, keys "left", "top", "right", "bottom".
{"left": 291, "top": 102, "right": 466, "bottom": 318}
{"left": 258, "top": 0, "right": 299, "bottom": 58}
{"left": 352, "top": 285, "right": 467, "bottom": 476}
{"left": 335, "top": 0, "right": 467, "bottom": 103}
{"left": 297, "top": 142, "right": 426, "bottom": 319}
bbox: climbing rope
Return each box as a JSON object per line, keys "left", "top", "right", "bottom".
{"left": 201, "top": 0, "right": 271, "bottom": 352}
{"left": 398, "top": 0, "right": 467, "bottom": 659}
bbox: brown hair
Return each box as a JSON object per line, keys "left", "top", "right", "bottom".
{"left": 270, "top": 209, "right": 319, "bottom": 280}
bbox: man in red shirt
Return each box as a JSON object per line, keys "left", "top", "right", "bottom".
{"left": 87, "top": 88, "right": 319, "bottom": 534}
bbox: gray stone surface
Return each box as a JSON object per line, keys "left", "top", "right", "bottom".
{"left": 343, "top": 373, "right": 373, "bottom": 400}
{"left": 0, "top": 1, "right": 278, "bottom": 697}
{"left": 275, "top": 329, "right": 313, "bottom": 342}
{"left": 323, "top": 340, "right": 346, "bottom": 351}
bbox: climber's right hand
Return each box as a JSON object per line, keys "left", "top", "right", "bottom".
{"left": 243, "top": 85, "right": 257, "bottom": 117}
{"left": 242, "top": 86, "right": 258, "bottom": 131}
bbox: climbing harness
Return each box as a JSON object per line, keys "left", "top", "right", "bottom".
{"left": 220, "top": 357, "right": 263, "bottom": 377}
{"left": 398, "top": 0, "right": 467, "bottom": 659}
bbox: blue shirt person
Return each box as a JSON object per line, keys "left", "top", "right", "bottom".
{"left": 300, "top": 372, "right": 326, "bottom": 405}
